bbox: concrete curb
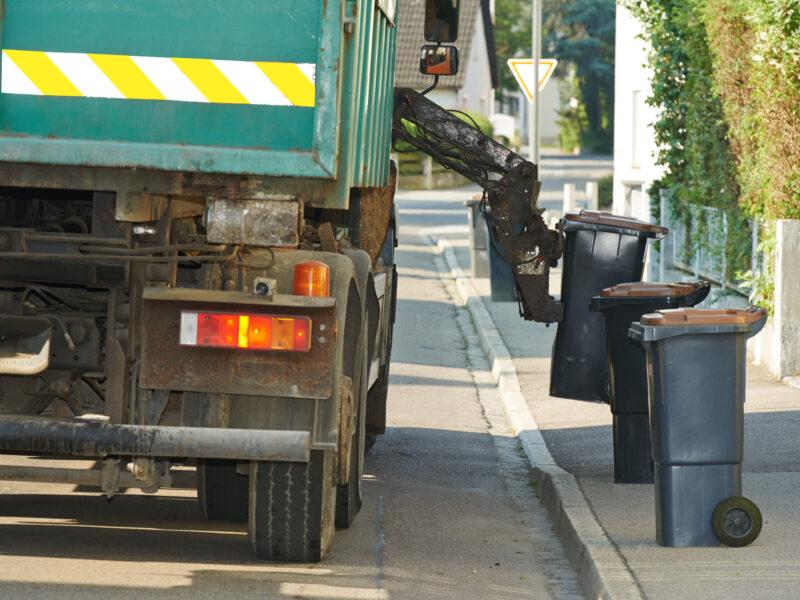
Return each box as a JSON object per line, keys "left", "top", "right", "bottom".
{"left": 433, "top": 237, "right": 644, "bottom": 600}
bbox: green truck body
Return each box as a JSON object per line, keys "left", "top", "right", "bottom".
{"left": 0, "top": 0, "right": 396, "bottom": 204}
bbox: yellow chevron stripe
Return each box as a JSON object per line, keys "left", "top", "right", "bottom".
{"left": 257, "top": 62, "right": 315, "bottom": 108}
{"left": 88, "top": 53, "right": 165, "bottom": 101}
{"left": 4, "top": 50, "right": 82, "bottom": 97}
{"left": 2, "top": 49, "right": 316, "bottom": 107}
{"left": 172, "top": 58, "right": 248, "bottom": 104}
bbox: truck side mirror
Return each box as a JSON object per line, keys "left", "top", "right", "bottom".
{"left": 424, "top": 0, "right": 459, "bottom": 43}
{"left": 419, "top": 45, "right": 459, "bottom": 77}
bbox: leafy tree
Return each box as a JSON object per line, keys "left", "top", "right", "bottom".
{"left": 492, "top": 0, "right": 616, "bottom": 152}
{"left": 494, "top": 0, "right": 532, "bottom": 106}
{"left": 544, "top": 0, "right": 616, "bottom": 152}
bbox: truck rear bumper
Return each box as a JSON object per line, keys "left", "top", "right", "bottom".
{"left": 0, "top": 417, "right": 310, "bottom": 462}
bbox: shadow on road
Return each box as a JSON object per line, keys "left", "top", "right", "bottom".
{"left": 0, "top": 424, "right": 566, "bottom": 599}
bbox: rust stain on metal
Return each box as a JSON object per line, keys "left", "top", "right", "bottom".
{"left": 207, "top": 198, "right": 302, "bottom": 247}
{"left": 318, "top": 223, "right": 338, "bottom": 253}
{"left": 354, "top": 162, "right": 396, "bottom": 265}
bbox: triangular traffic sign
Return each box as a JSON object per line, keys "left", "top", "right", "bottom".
{"left": 507, "top": 59, "right": 558, "bottom": 103}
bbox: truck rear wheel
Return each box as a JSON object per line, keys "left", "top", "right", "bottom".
{"left": 196, "top": 460, "right": 248, "bottom": 522}
{"left": 248, "top": 450, "right": 336, "bottom": 562}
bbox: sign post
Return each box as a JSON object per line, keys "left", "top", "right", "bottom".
{"left": 508, "top": 57, "right": 557, "bottom": 164}
{"left": 532, "top": 0, "right": 542, "bottom": 164}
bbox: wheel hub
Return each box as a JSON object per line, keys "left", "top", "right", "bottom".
{"left": 724, "top": 507, "right": 753, "bottom": 537}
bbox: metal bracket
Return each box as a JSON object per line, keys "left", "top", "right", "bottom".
{"left": 101, "top": 458, "right": 120, "bottom": 498}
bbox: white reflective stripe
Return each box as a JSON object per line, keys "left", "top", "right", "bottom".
{"left": 297, "top": 63, "right": 317, "bottom": 85}
{"left": 179, "top": 312, "right": 199, "bottom": 346}
{"left": 212, "top": 59, "right": 291, "bottom": 106}
{"left": 131, "top": 56, "right": 207, "bottom": 103}
{"left": 1, "top": 52, "right": 43, "bottom": 96}
{"left": 45, "top": 51, "right": 125, "bottom": 99}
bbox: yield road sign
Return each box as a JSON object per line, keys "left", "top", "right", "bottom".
{"left": 507, "top": 58, "right": 558, "bottom": 103}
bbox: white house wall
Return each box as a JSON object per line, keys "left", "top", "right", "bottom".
{"left": 516, "top": 84, "right": 560, "bottom": 148}
{"left": 613, "top": 5, "right": 663, "bottom": 222}
{"left": 459, "top": 13, "right": 495, "bottom": 115}
{"left": 426, "top": 88, "right": 459, "bottom": 110}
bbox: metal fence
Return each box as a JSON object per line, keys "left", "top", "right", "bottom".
{"left": 660, "top": 191, "right": 762, "bottom": 296}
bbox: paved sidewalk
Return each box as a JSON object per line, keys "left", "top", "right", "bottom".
{"left": 446, "top": 235, "right": 800, "bottom": 599}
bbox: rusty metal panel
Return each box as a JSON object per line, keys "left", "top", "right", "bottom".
{"left": 115, "top": 194, "right": 206, "bottom": 222}
{"left": 140, "top": 291, "right": 336, "bottom": 399}
{"left": 206, "top": 198, "right": 302, "bottom": 247}
{"left": 354, "top": 162, "right": 396, "bottom": 265}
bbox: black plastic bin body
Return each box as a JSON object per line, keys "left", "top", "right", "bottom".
{"left": 589, "top": 281, "right": 711, "bottom": 484}
{"left": 629, "top": 308, "right": 768, "bottom": 547}
{"left": 488, "top": 234, "right": 518, "bottom": 302}
{"left": 550, "top": 211, "right": 667, "bottom": 402}
{"left": 484, "top": 206, "right": 518, "bottom": 303}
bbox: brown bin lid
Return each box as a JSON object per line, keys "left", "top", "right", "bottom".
{"left": 601, "top": 282, "right": 702, "bottom": 298}
{"left": 563, "top": 210, "right": 668, "bottom": 235}
{"left": 641, "top": 307, "right": 768, "bottom": 326}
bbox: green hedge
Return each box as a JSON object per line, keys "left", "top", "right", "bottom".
{"left": 702, "top": 0, "right": 800, "bottom": 220}
{"left": 625, "top": 0, "right": 750, "bottom": 281}
{"left": 625, "top": 0, "right": 800, "bottom": 299}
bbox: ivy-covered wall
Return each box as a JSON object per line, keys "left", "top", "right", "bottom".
{"left": 623, "top": 0, "right": 800, "bottom": 298}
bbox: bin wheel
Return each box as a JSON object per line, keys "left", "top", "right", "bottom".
{"left": 712, "top": 496, "right": 762, "bottom": 547}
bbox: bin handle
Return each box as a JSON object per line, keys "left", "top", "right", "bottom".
{"left": 684, "top": 280, "right": 712, "bottom": 307}
{"left": 746, "top": 306, "right": 770, "bottom": 339}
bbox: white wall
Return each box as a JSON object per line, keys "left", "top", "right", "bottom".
{"left": 749, "top": 220, "right": 800, "bottom": 379}
{"left": 426, "top": 88, "right": 459, "bottom": 110}
{"left": 612, "top": 6, "right": 664, "bottom": 221}
{"left": 459, "top": 13, "right": 495, "bottom": 115}
{"left": 516, "top": 83, "right": 560, "bottom": 148}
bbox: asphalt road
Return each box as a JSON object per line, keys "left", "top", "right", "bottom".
{"left": 0, "top": 172, "right": 589, "bottom": 598}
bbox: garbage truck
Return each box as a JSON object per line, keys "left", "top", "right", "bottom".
{"left": 0, "top": 0, "right": 563, "bottom": 561}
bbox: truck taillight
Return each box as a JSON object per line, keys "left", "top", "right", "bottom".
{"left": 180, "top": 312, "right": 311, "bottom": 352}
{"left": 293, "top": 261, "right": 330, "bottom": 297}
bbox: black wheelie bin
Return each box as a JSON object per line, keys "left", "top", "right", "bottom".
{"left": 485, "top": 207, "right": 518, "bottom": 303}
{"left": 550, "top": 211, "right": 668, "bottom": 402}
{"left": 629, "top": 307, "right": 768, "bottom": 547}
{"left": 590, "top": 281, "right": 711, "bottom": 483}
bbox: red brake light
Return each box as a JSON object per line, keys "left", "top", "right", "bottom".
{"left": 180, "top": 312, "right": 312, "bottom": 352}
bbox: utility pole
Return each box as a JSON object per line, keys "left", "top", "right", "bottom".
{"left": 529, "top": 0, "right": 542, "bottom": 165}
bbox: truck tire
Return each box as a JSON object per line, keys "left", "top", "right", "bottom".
{"left": 196, "top": 460, "right": 248, "bottom": 522}
{"left": 248, "top": 450, "right": 336, "bottom": 562}
{"left": 336, "top": 328, "right": 368, "bottom": 528}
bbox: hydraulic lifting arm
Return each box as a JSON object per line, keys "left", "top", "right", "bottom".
{"left": 392, "top": 88, "right": 564, "bottom": 323}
